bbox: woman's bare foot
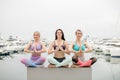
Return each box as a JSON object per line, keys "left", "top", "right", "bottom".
{"left": 48, "top": 64, "right": 55, "bottom": 68}
{"left": 71, "top": 64, "right": 80, "bottom": 68}
{"left": 72, "top": 56, "right": 78, "bottom": 63}
{"left": 60, "top": 65, "right": 69, "bottom": 68}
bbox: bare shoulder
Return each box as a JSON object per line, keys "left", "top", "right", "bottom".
{"left": 27, "top": 41, "right": 33, "bottom": 45}
{"left": 83, "top": 41, "right": 92, "bottom": 48}
{"left": 41, "top": 42, "right": 45, "bottom": 46}
{"left": 24, "top": 41, "right": 33, "bottom": 48}
{"left": 83, "top": 41, "right": 88, "bottom": 45}
{"left": 69, "top": 41, "right": 75, "bottom": 45}
{"left": 63, "top": 40, "right": 69, "bottom": 45}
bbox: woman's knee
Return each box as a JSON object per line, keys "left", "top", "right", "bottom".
{"left": 20, "top": 58, "right": 27, "bottom": 63}
{"left": 72, "top": 56, "right": 78, "bottom": 63}
{"left": 47, "top": 55, "right": 53, "bottom": 61}
{"left": 40, "top": 56, "right": 46, "bottom": 62}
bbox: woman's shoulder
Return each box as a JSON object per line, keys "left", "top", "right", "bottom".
{"left": 82, "top": 40, "right": 88, "bottom": 45}
{"left": 63, "top": 40, "right": 68, "bottom": 44}
{"left": 70, "top": 41, "right": 76, "bottom": 45}
{"left": 28, "top": 40, "right": 33, "bottom": 45}
{"left": 40, "top": 42, "right": 45, "bottom": 45}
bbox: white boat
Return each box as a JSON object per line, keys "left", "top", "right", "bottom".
{"left": 99, "top": 38, "right": 120, "bottom": 63}
{"left": 104, "top": 37, "right": 120, "bottom": 47}
{"left": 0, "top": 49, "right": 10, "bottom": 60}
{"left": 0, "top": 35, "right": 7, "bottom": 48}
{"left": 5, "top": 36, "right": 26, "bottom": 53}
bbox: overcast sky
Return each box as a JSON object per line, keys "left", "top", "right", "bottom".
{"left": 0, "top": 0, "right": 120, "bottom": 41}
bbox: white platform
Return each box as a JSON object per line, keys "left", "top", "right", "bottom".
{"left": 27, "top": 67, "right": 92, "bottom": 80}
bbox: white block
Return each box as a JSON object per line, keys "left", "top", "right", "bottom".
{"left": 27, "top": 67, "right": 92, "bottom": 80}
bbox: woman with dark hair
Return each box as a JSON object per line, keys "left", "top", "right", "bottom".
{"left": 70, "top": 29, "right": 97, "bottom": 67}
{"left": 47, "top": 29, "right": 72, "bottom": 68}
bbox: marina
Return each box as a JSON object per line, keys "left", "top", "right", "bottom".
{"left": 0, "top": 0, "right": 120, "bottom": 80}
{"left": 0, "top": 36, "right": 120, "bottom": 80}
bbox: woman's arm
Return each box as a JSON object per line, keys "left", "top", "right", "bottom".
{"left": 84, "top": 41, "right": 93, "bottom": 53}
{"left": 59, "top": 41, "right": 70, "bottom": 55}
{"left": 48, "top": 42, "right": 58, "bottom": 54}
{"left": 69, "top": 43, "right": 82, "bottom": 56}
{"left": 35, "top": 42, "right": 47, "bottom": 54}
{"left": 24, "top": 41, "right": 34, "bottom": 53}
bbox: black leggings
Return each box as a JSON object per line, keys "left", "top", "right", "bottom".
{"left": 54, "top": 57, "right": 65, "bottom": 63}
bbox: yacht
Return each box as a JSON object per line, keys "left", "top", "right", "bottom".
{"left": 5, "top": 36, "right": 25, "bottom": 53}
{"left": 99, "top": 38, "right": 120, "bottom": 63}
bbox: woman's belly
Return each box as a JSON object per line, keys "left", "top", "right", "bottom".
{"left": 54, "top": 51, "right": 65, "bottom": 58}
{"left": 76, "top": 51, "right": 84, "bottom": 57}
{"left": 32, "top": 53, "right": 41, "bottom": 57}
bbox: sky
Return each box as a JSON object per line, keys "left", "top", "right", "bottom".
{"left": 0, "top": 0, "right": 120, "bottom": 41}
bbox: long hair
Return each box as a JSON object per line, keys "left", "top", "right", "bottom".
{"left": 55, "top": 29, "right": 65, "bottom": 40}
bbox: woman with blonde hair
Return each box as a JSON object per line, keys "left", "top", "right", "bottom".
{"left": 21, "top": 31, "right": 47, "bottom": 67}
